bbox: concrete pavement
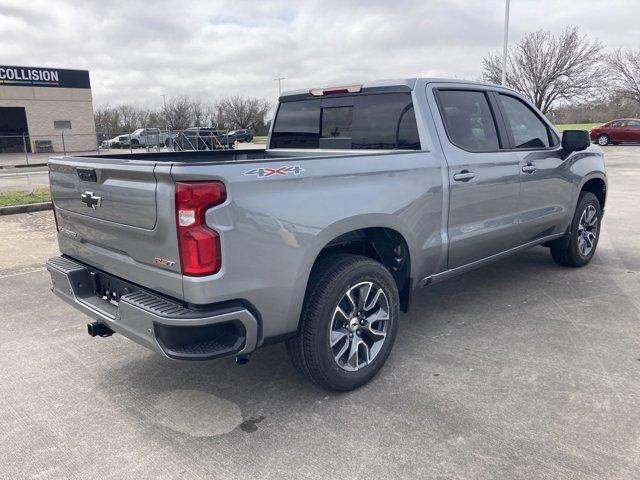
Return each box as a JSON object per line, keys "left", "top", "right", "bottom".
{"left": 1, "top": 146, "right": 639, "bottom": 479}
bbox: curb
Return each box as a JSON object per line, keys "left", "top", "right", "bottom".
{"left": 0, "top": 163, "right": 48, "bottom": 170}
{"left": 0, "top": 202, "right": 52, "bottom": 216}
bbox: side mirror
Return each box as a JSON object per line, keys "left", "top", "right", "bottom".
{"left": 562, "top": 130, "right": 590, "bottom": 152}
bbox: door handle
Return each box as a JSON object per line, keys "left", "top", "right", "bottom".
{"left": 522, "top": 164, "right": 536, "bottom": 173}
{"left": 453, "top": 171, "right": 475, "bottom": 182}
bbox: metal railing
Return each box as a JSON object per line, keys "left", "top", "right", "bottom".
{"left": 0, "top": 127, "right": 244, "bottom": 168}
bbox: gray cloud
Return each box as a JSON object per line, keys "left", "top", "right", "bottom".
{"left": 0, "top": 0, "right": 637, "bottom": 108}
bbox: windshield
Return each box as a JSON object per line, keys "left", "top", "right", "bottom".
{"left": 270, "top": 92, "right": 420, "bottom": 150}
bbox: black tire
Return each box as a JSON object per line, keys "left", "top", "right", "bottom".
{"left": 286, "top": 254, "right": 400, "bottom": 391}
{"left": 130, "top": 139, "right": 140, "bottom": 148}
{"left": 550, "top": 192, "right": 602, "bottom": 267}
{"left": 597, "top": 134, "right": 610, "bottom": 146}
{"left": 164, "top": 138, "right": 171, "bottom": 147}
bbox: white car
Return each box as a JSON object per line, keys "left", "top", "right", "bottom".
{"left": 101, "top": 134, "right": 131, "bottom": 149}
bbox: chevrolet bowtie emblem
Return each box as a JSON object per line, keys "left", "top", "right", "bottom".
{"left": 81, "top": 191, "right": 102, "bottom": 209}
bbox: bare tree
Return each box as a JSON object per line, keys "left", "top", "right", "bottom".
{"left": 217, "top": 96, "right": 271, "bottom": 131}
{"left": 94, "top": 105, "right": 121, "bottom": 135}
{"left": 165, "top": 96, "right": 193, "bottom": 131}
{"left": 608, "top": 49, "right": 640, "bottom": 106}
{"left": 482, "top": 27, "right": 606, "bottom": 114}
{"left": 94, "top": 95, "right": 272, "bottom": 135}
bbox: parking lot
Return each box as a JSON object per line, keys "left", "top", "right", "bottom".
{"left": 1, "top": 146, "right": 639, "bottom": 479}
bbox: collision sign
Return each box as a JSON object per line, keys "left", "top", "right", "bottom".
{"left": 0, "top": 65, "right": 91, "bottom": 89}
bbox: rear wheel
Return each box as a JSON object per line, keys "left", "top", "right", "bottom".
{"left": 597, "top": 134, "right": 610, "bottom": 146}
{"left": 550, "top": 192, "right": 601, "bottom": 267}
{"left": 286, "top": 254, "right": 399, "bottom": 391}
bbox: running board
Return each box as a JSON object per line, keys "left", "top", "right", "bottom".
{"left": 419, "top": 233, "right": 564, "bottom": 287}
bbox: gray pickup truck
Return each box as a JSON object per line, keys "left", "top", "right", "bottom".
{"left": 46, "top": 78, "right": 607, "bottom": 391}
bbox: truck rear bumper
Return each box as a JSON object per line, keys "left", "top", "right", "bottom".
{"left": 46, "top": 256, "right": 259, "bottom": 360}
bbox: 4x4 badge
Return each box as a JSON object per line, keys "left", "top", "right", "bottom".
{"left": 244, "top": 165, "right": 304, "bottom": 178}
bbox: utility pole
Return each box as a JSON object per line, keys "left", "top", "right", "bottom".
{"left": 501, "top": 0, "right": 511, "bottom": 86}
{"left": 274, "top": 77, "right": 285, "bottom": 95}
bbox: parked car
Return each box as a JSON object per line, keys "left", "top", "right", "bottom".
{"left": 102, "top": 129, "right": 176, "bottom": 149}
{"left": 229, "top": 129, "right": 253, "bottom": 142}
{"left": 47, "top": 78, "right": 606, "bottom": 391}
{"left": 590, "top": 118, "right": 640, "bottom": 146}
{"left": 101, "top": 134, "right": 130, "bottom": 149}
{"left": 128, "top": 128, "right": 175, "bottom": 148}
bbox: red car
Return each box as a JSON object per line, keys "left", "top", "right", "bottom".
{"left": 590, "top": 118, "right": 640, "bottom": 146}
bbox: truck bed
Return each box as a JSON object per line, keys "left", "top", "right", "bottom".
{"left": 66, "top": 147, "right": 366, "bottom": 165}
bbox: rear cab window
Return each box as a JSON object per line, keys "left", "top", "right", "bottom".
{"left": 270, "top": 93, "right": 421, "bottom": 150}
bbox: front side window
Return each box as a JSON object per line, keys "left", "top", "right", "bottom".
{"left": 270, "top": 93, "right": 420, "bottom": 150}
{"left": 436, "top": 90, "right": 500, "bottom": 152}
{"left": 498, "top": 94, "right": 554, "bottom": 149}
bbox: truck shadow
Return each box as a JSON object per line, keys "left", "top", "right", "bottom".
{"left": 93, "top": 246, "right": 614, "bottom": 436}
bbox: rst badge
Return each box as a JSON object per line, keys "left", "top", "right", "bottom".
{"left": 244, "top": 165, "right": 304, "bottom": 178}
{"left": 154, "top": 257, "right": 176, "bottom": 267}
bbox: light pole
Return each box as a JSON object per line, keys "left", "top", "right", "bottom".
{"left": 161, "top": 93, "right": 169, "bottom": 131}
{"left": 501, "top": 0, "right": 511, "bottom": 86}
{"left": 274, "top": 77, "right": 285, "bottom": 95}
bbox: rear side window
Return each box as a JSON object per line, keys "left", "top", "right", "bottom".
{"left": 436, "top": 90, "right": 500, "bottom": 152}
{"left": 498, "top": 94, "right": 555, "bottom": 149}
{"left": 270, "top": 93, "right": 420, "bottom": 150}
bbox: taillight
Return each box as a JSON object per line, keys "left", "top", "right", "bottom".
{"left": 175, "top": 181, "right": 227, "bottom": 276}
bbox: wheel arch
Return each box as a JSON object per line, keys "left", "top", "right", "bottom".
{"left": 314, "top": 227, "right": 412, "bottom": 311}
{"left": 579, "top": 175, "right": 607, "bottom": 210}
{"left": 294, "top": 216, "right": 415, "bottom": 325}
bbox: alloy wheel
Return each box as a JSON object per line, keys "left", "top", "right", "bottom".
{"left": 577, "top": 204, "right": 599, "bottom": 256}
{"left": 329, "top": 281, "right": 390, "bottom": 372}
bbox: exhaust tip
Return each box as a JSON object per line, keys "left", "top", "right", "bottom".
{"left": 87, "top": 322, "right": 114, "bottom": 338}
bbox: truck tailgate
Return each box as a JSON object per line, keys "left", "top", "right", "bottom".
{"left": 49, "top": 157, "right": 157, "bottom": 229}
{"left": 49, "top": 156, "right": 183, "bottom": 300}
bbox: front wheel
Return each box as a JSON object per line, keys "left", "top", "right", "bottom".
{"left": 597, "top": 134, "right": 610, "bottom": 146}
{"left": 286, "top": 254, "right": 399, "bottom": 391}
{"left": 550, "top": 192, "right": 602, "bottom": 267}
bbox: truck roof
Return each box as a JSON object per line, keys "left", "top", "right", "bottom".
{"left": 279, "top": 77, "right": 506, "bottom": 99}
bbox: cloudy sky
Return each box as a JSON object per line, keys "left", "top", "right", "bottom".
{"left": 0, "top": 0, "right": 638, "bottom": 108}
